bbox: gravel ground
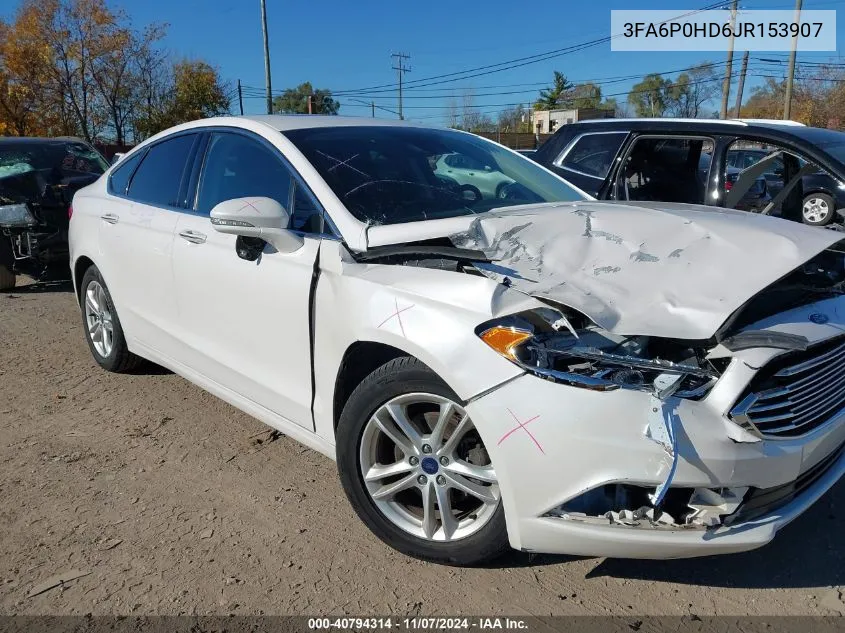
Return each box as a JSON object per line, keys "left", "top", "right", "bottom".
{"left": 2, "top": 277, "right": 845, "bottom": 617}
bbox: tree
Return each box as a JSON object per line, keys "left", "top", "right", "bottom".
{"left": 628, "top": 73, "right": 670, "bottom": 117}
{"left": 497, "top": 104, "right": 531, "bottom": 132}
{"left": 135, "top": 60, "right": 230, "bottom": 137}
{"left": 664, "top": 63, "right": 719, "bottom": 118}
{"left": 273, "top": 82, "right": 338, "bottom": 115}
{"left": 568, "top": 82, "right": 603, "bottom": 109}
{"left": 534, "top": 71, "right": 573, "bottom": 110}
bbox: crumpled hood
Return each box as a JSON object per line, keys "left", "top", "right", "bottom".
{"left": 365, "top": 201, "right": 842, "bottom": 340}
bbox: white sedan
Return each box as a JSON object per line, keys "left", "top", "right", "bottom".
{"left": 69, "top": 115, "right": 845, "bottom": 565}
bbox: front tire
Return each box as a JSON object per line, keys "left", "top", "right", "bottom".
{"left": 802, "top": 192, "right": 835, "bottom": 226}
{"left": 80, "top": 265, "right": 142, "bottom": 372}
{"left": 336, "top": 356, "right": 509, "bottom": 566}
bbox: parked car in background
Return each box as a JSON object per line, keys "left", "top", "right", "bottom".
{"left": 69, "top": 115, "right": 845, "bottom": 565}
{"left": 727, "top": 147, "right": 845, "bottom": 225}
{"left": 533, "top": 118, "right": 845, "bottom": 227}
{"left": 0, "top": 136, "right": 108, "bottom": 289}
{"left": 434, "top": 151, "right": 514, "bottom": 200}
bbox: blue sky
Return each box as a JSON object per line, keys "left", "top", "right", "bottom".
{"left": 3, "top": 0, "right": 843, "bottom": 123}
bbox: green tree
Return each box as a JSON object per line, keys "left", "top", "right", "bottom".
{"left": 273, "top": 82, "right": 338, "bottom": 115}
{"left": 568, "top": 82, "right": 603, "bottom": 109}
{"left": 534, "top": 71, "right": 573, "bottom": 110}
{"left": 628, "top": 73, "right": 670, "bottom": 117}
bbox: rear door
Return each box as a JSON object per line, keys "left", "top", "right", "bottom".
{"left": 99, "top": 132, "right": 199, "bottom": 353}
{"left": 171, "top": 130, "right": 324, "bottom": 430}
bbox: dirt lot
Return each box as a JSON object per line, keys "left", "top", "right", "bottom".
{"left": 2, "top": 277, "right": 845, "bottom": 617}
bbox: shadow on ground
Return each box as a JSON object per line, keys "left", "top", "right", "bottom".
{"left": 5, "top": 279, "right": 73, "bottom": 294}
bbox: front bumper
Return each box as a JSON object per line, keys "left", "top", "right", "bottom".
{"left": 467, "top": 300, "right": 845, "bottom": 559}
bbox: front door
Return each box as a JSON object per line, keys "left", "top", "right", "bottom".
{"left": 171, "top": 131, "right": 320, "bottom": 430}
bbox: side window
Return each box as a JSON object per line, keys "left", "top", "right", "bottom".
{"left": 108, "top": 151, "right": 144, "bottom": 195}
{"left": 196, "top": 133, "right": 292, "bottom": 219}
{"left": 558, "top": 133, "right": 626, "bottom": 179}
{"left": 622, "top": 136, "right": 714, "bottom": 205}
{"left": 127, "top": 134, "right": 196, "bottom": 206}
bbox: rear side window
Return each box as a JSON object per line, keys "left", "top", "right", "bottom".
{"left": 108, "top": 152, "right": 144, "bottom": 195}
{"left": 622, "top": 136, "right": 714, "bottom": 205}
{"left": 127, "top": 134, "right": 196, "bottom": 207}
{"left": 558, "top": 133, "right": 626, "bottom": 179}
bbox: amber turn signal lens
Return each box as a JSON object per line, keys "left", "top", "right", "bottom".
{"left": 480, "top": 327, "right": 532, "bottom": 360}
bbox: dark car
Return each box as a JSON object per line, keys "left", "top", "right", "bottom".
{"left": 532, "top": 118, "right": 845, "bottom": 228}
{"left": 0, "top": 137, "right": 108, "bottom": 289}
{"left": 727, "top": 147, "right": 845, "bottom": 225}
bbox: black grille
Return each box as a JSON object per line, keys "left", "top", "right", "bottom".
{"left": 730, "top": 336, "right": 845, "bottom": 438}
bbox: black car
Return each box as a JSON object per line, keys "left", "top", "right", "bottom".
{"left": 727, "top": 147, "right": 845, "bottom": 225}
{"left": 0, "top": 137, "right": 108, "bottom": 289}
{"left": 533, "top": 118, "right": 845, "bottom": 227}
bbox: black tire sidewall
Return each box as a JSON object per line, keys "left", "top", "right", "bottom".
{"left": 79, "top": 266, "right": 130, "bottom": 371}
{"left": 803, "top": 193, "right": 835, "bottom": 226}
{"left": 0, "top": 236, "right": 15, "bottom": 291}
{"left": 335, "top": 357, "right": 509, "bottom": 566}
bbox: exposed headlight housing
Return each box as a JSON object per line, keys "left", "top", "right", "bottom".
{"left": 0, "top": 203, "right": 36, "bottom": 228}
{"left": 477, "top": 309, "right": 723, "bottom": 399}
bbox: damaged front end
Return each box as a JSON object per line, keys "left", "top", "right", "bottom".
{"left": 474, "top": 307, "right": 747, "bottom": 529}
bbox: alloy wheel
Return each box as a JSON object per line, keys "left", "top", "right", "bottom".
{"left": 84, "top": 280, "right": 114, "bottom": 358}
{"left": 803, "top": 196, "right": 831, "bottom": 223}
{"left": 359, "top": 393, "right": 499, "bottom": 542}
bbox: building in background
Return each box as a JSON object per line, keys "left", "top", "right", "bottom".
{"left": 530, "top": 107, "right": 615, "bottom": 134}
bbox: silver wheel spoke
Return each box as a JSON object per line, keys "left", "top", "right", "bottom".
{"left": 445, "top": 459, "right": 497, "bottom": 483}
{"left": 85, "top": 290, "right": 99, "bottom": 313}
{"left": 429, "top": 401, "right": 455, "bottom": 449}
{"left": 439, "top": 413, "right": 471, "bottom": 456}
{"left": 372, "top": 411, "right": 415, "bottom": 456}
{"left": 434, "top": 483, "right": 458, "bottom": 540}
{"left": 385, "top": 403, "right": 423, "bottom": 449}
{"left": 364, "top": 460, "right": 415, "bottom": 482}
{"left": 422, "top": 482, "right": 438, "bottom": 539}
{"left": 371, "top": 473, "right": 418, "bottom": 501}
{"left": 91, "top": 322, "right": 103, "bottom": 343}
{"left": 443, "top": 471, "right": 498, "bottom": 504}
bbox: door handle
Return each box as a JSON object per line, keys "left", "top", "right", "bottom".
{"left": 100, "top": 213, "right": 119, "bottom": 224}
{"left": 178, "top": 229, "right": 207, "bottom": 244}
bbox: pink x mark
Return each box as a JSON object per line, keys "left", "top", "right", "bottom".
{"left": 497, "top": 408, "right": 544, "bottom": 455}
{"left": 236, "top": 199, "right": 263, "bottom": 214}
{"left": 377, "top": 298, "right": 414, "bottom": 337}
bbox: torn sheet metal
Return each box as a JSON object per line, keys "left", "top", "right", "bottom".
{"left": 366, "top": 200, "right": 840, "bottom": 340}
{"left": 645, "top": 394, "right": 680, "bottom": 507}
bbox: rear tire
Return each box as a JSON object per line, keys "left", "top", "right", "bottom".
{"left": 802, "top": 193, "right": 835, "bottom": 226}
{"left": 79, "top": 265, "right": 142, "bottom": 372}
{"left": 336, "top": 356, "right": 509, "bottom": 566}
{"left": 0, "top": 238, "right": 15, "bottom": 291}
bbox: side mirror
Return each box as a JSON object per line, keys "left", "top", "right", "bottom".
{"left": 209, "top": 196, "right": 304, "bottom": 254}
{"left": 110, "top": 153, "right": 124, "bottom": 165}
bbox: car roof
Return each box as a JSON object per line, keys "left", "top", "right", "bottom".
{"left": 238, "top": 114, "right": 436, "bottom": 131}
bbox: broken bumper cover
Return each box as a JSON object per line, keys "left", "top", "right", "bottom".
{"left": 466, "top": 370, "right": 845, "bottom": 559}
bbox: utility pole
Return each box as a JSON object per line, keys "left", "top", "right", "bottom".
{"left": 371, "top": 101, "right": 375, "bottom": 118}
{"left": 733, "top": 51, "right": 749, "bottom": 117}
{"left": 784, "top": 0, "right": 803, "bottom": 120}
{"left": 307, "top": 94, "right": 312, "bottom": 114}
{"left": 260, "top": 0, "right": 272, "bottom": 115}
{"left": 391, "top": 53, "right": 411, "bottom": 120}
{"left": 237, "top": 79, "right": 244, "bottom": 115}
{"left": 719, "top": 0, "right": 738, "bottom": 119}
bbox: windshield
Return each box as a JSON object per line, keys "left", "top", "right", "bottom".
{"left": 0, "top": 140, "right": 108, "bottom": 183}
{"left": 283, "top": 126, "right": 584, "bottom": 225}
